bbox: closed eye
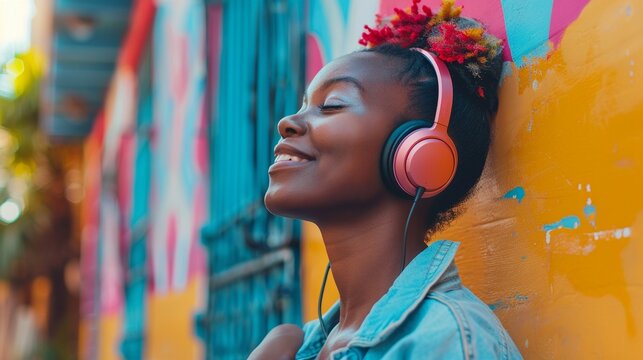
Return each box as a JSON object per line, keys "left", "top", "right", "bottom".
{"left": 318, "top": 104, "right": 345, "bottom": 112}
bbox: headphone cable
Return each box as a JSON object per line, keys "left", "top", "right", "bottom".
{"left": 401, "top": 186, "right": 425, "bottom": 272}
{"left": 318, "top": 261, "right": 331, "bottom": 338}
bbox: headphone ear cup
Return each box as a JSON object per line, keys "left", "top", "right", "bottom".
{"left": 380, "top": 120, "right": 430, "bottom": 198}
{"left": 402, "top": 134, "right": 457, "bottom": 196}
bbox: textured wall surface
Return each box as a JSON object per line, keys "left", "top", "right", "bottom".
{"left": 146, "top": 0, "right": 208, "bottom": 355}
{"left": 303, "top": 0, "right": 643, "bottom": 358}
{"left": 82, "top": 0, "right": 208, "bottom": 358}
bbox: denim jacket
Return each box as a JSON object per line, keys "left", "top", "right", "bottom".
{"left": 295, "top": 240, "right": 523, "bottom": 360}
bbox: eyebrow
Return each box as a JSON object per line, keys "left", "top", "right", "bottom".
{"left": 303, "top": 76, "right": 365, "bottom": 103}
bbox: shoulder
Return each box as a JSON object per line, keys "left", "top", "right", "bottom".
{"left": 387, "top": 287, "right": 523, "bottom": 360}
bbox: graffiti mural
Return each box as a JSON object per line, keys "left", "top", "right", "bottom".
{"left": 149, "top": 0, "right": 208, "bottom": 295}
{"left": 82, "top": 0, "right": 209, "bottom": 358}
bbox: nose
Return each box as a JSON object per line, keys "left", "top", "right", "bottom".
{"left": 277, "top": 113, "right": 307, "bottom": 138}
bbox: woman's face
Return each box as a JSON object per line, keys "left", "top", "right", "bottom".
{"left": 264, "top": 51, "right": 412, "bottom": 221}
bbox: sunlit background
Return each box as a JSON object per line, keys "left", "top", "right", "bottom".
{"left": 1, "top": 0, "right": 82, "bottom": 358}
{"left": 0, "top": 0, "right": 35, "bottom": 98}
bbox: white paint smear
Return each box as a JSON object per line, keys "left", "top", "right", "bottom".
{"left": 587, "top": 227, "right": 632, "bottom": 241}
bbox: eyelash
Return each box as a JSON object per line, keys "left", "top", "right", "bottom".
{"left": 318, "top": 104, "right": 345, "bottom": 112}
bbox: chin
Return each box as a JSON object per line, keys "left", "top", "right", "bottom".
{"left": 263, "top": 190, "right": 282, "bottom": 216}
{"left": 264, "top": 187, "right": 296, "bottom": 218}
{"left": 264, "top": 186, "right": 316, "bottom": 221}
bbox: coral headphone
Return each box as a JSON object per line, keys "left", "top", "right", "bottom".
{"left": 380, "top": 48, "right": 458, "bottom": 199}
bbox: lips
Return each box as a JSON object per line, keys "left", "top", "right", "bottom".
{"left": 274, "top": 142, "right": 315, "bottom": 161}
{"left": 270, "top": 142, "right": 316, "bottom": 172}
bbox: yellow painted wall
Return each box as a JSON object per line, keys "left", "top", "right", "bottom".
{"left": 98, "top": 314, "right": 122, "bottom": 360}
{"left": 301, "top": 222, "right": 339, "bottom": 322}
{"left": 302, "top": 0, "right": 643, "bottom": 358}
{"left": 146, "top": 277, "right": 204, "bottom": 360}
{"left": 94, "top": 278, "right": 203, "bottom": 359}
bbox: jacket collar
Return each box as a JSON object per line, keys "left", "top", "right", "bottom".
{"left": 296, "top": 240, "right": 460, "bottom": 359}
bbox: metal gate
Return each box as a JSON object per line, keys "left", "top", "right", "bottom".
{"left": 200, "top": 0, "right": 306, "bottom": 358}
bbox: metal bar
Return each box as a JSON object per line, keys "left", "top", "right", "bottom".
{"left": 201, "top": 201, "right": 261, "bottom": 241}
{"left": 210, "top": 249, "right": 293, "bottom": 289}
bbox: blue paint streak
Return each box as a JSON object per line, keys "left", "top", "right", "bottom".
{"left": 542, "top": 215, "right": 581, "bottom": 231}
{"left": 503, "top": 186, "right": 525, "bottom": 203}
{"left": 310, "top": 0, "right": 333, "bottom": 63}
{"left": 583, "top": 203, "right": 596, "bottom": 217}
{"left": 500, "top": 62, "right": 513, "bottom": 82}
{"left": 489, "top": 295, "right": 529, "bottom": 311}
{"left": 500, "top": 0, "right": 554, "bottom": 67}
{"left": 337, "top": 0, "right": 351, "bottom": 27}
{"left": 584, "top": 202, "right": 596, "bottom": 227}
{"left": 488, "top": 300, "right": 508, "bottom": 311}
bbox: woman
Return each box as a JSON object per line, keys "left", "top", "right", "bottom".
{"left": 251, "top": 1, "right": 522, "bottom": 359}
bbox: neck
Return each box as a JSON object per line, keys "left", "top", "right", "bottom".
{"left": 315, "top": 200, "right": 428, "bottom": 332}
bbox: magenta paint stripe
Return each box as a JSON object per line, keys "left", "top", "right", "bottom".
{"left": 549, "top": 0, "right": 591, "bottom": 46}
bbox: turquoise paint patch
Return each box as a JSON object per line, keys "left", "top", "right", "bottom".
{"left": 488, "top": 301, "right": 505, "bottom": 311}
{"left": 337, "top": 0, "right": 351, "bottom": 27}
{"left": 500, "top": 0, "right": 554, "bottom": 67}
{"left": 500, "top": 61, "right": 513, "bottom": 82}
{"left": 543, "top": 215, "right": 581, "bottom": 231}
{"left": 503, "top": 186, "right": 525, "bottom": 203}
{"left": 310, "top": 0, "right": 333, "bottom": 64}
{"left": 584, "top": 200, "right": 597, "bottom": 227}
{"left": 488, "top": 294, "right": 529, "bottom": 311}
{"left": 583, "top": 203, "right": 596, "bottom": 217}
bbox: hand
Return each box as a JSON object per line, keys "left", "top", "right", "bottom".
{"left": 247, "top": 324, "right": 304, "bottom": 360}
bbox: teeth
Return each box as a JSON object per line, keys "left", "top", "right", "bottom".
{"left": 275, "top": 154, "right": 310, "bottom": 163}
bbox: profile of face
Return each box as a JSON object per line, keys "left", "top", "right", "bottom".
{"left": 264, "top": 51, "right": 414, "bottom": 223}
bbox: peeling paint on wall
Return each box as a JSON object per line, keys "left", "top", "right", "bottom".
{"left": 502, "top": 186, "right": 525, "bottom": 203}
{"left": 488, "top": 293, "right": 530, "bottom": 311}
{"left": 543, "top": 215, "right": 581, "bottom": 244}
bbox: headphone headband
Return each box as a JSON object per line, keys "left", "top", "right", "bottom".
{"left": 410, "top": 48, "right": 454, "bottom": 130}
{"left": 380, "top": 48, "right": 458, "bottom": 199}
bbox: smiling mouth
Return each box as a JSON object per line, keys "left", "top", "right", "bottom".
{"left": 269, "top": 154, "right": 314, "bottom": 174}
{"left": 274, "top": 154, "right": 312, "bottom": 163}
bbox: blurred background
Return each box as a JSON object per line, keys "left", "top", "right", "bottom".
{"left": 0, "top": 0, "right": 642, "bottom": 359}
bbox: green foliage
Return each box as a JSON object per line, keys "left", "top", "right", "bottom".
{"left": 0, "top": 50, "right": 48, "bottom": 278}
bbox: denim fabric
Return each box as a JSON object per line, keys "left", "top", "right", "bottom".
{"left": 295, "top": 240, "right": 523, "bottom": 360}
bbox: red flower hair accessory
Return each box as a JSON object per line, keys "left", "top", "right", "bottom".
{"left": 358, "top": 0, "right": 434, "bottom": 48}
{"left": 359, "top": 0, "right": 503, "bottom": 97}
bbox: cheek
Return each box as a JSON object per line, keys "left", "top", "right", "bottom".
{"left": 319, "top": 147, "right": 380, "bottom": 188}
{"left": 313, "top": 119, "right": 387, "bottom": 192}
